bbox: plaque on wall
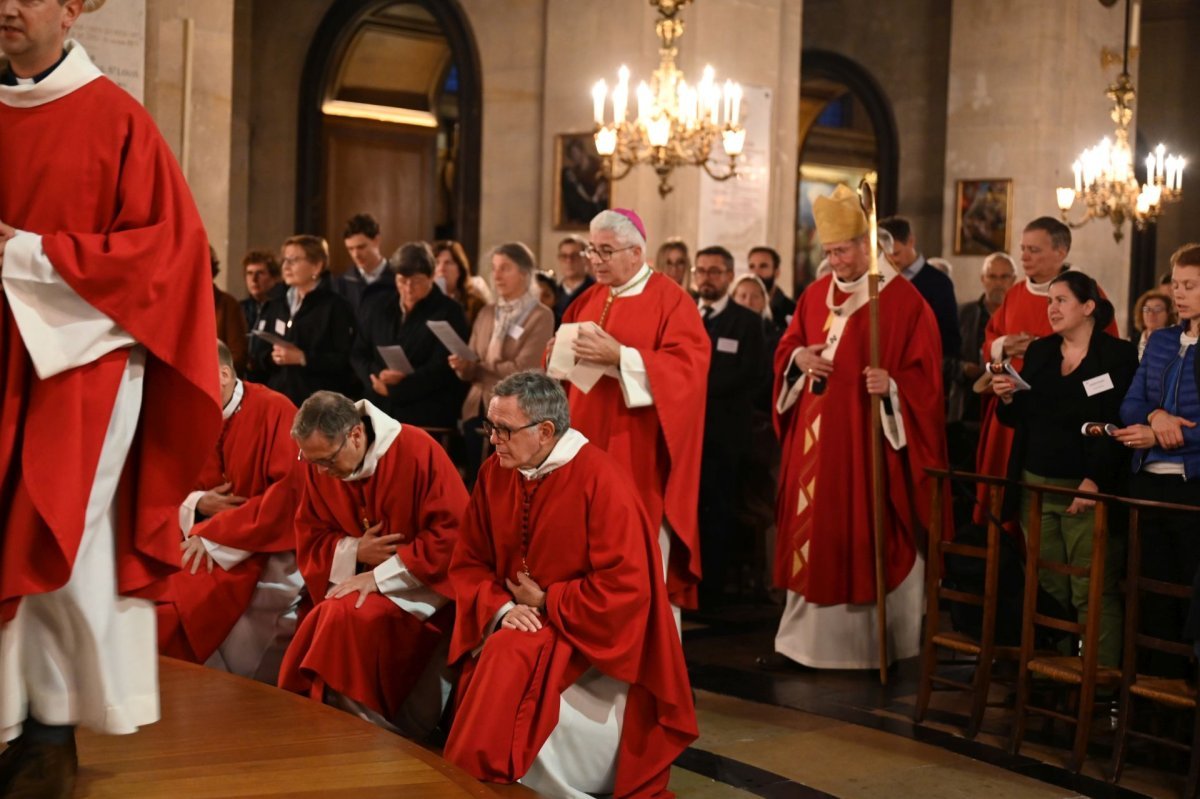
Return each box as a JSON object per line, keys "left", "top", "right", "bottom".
{"left": 72, "top": 0, "right": 147, "bottom": 103}
{"left": 696, "top": 85, "right": 772, "bottom": 270}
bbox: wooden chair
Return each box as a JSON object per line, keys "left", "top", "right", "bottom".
{"left": 418, "top": 425, "right": 458, "bottom": 454}
{"left": 1010, "top": 486, "right": 1122, "bottom": 773}
{"left": 1111, "top": 504, "right": 1200, "bottom": 798}
{"left": 915, "top": 473, "right": 1016, "bottom": 738}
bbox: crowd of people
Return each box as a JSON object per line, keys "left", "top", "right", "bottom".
{"left": 8, "top": 5, "right": 1198, "bottom": 798}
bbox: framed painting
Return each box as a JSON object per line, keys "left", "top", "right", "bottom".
{"left": 954, "top": 178, "right": 1014, "bottom": 256}
{"left": 553, "top": 132, "right": 611, "bottom": 230}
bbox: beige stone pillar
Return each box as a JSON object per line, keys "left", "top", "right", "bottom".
{"left": 942, "top": 0, "right": 1133, "bottom": 329}
{"left": 144, "top": 0, "right": 238, "bottom": 293}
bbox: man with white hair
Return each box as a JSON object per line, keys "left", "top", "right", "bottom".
{"left": 559, "top": 209, "right": 710, "bottom": 611}
{"left": 761, "top": 185, "right": 947, "bottom": 671}
{"left": 0, "top": 0, "right": 220, "bottom": 793}
{"left": 947, "top": 253, "right": 1016, "bottom": 470}
{"left": 445, "top": 372, "right": 697, "bottom": 798}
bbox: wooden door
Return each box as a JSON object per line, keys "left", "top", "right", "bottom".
{"left": 321, "top": 116, "right": 438, "bottom": 274}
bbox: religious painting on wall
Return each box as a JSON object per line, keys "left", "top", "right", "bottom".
{"left": 554, "top": 132, "right": 611, "bottom": 230}
{"left": 954, "top": 178, "right": 1014, "bottom": 256}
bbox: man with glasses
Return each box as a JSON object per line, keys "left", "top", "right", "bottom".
{"left": 693, "top": 246, "right": 764, "bottom": 609}
{"left": 444, "top": 372, "right": 697, "bottom": 798}
{"left": 552, "top": 234, "right": 594, "bottom": 325}
{"left": 559, "top": 209, "right": 710, "bottom": 613}
{"left": 278, "top": 391, "right": 467, "bottom": 739}
{"left": 761, "top": 184, "right": 947, "bottom": 672}
{"left": 157, "top": 340, "right": 304, "bottom": 683}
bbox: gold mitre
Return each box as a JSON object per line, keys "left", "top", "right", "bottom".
{"left": 813, "top": 184, "right": 868, "bottom": 244}
{"left": 84, "top": 0, "right": 106, "bottom": 11}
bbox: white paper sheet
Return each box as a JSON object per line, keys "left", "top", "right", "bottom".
{"left": 426, "top": 320, "right": 478, "bottom": 362}
{"left": 548, "top": 322, "right": 608, "bottom": 393}
{"left": 251, "top": 330, "right": 290, "bottom": 348}
{"left": 377, "top": 345, "right": 415, "bottom": 375}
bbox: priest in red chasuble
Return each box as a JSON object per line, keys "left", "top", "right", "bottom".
{"left": 973, "top": 217, "right": 1119, "bottom": 519}
{"left": 157, "top": 341, "right": 304, "bottom": 682}
{"left": 445, "top": 372, "right": 697, "bottom": 799}
{"left": 761, "top": 185, "right": 947, "bottom": 671}
{"left": 557, "top": 209, "right": 709, "bottom": 611}
{"left": 278, "top": 391, "right": 467, "bottom": 739}
{"left": 0, "top": 1, "right": 221, "bottom": 793}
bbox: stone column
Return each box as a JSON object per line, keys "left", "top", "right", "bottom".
{"left": 942, "top": 0, "right": 1133, "bottom": 327}
{"left": 144, "top": 0, "right": 238, "bottom": 292}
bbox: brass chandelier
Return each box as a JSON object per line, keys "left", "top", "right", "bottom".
{"left": 1055, "top": 0, "right": 1183, "bottom": 242}
{"left": 590, "top": 0, "right": 746, "bottom": 198}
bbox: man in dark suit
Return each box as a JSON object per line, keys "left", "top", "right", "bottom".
{"left": 332, "top": 212, "right": 396, "bottom": 330}
{"left": 880, "top": 217, "right": 961, "bottom": 390}
{"left": 747, "top": 246, "right": 795, "bottom": 332}
{"left": 693, "top": 246, "right": 765, "bottom": 610}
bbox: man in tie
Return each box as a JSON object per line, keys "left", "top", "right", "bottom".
{"left": 693, "top": 246, "right": 764, "bottom": 609}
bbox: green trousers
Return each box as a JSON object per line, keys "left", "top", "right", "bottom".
{"left": 1019, "top": 471, "right": 1124, "bottom": 668}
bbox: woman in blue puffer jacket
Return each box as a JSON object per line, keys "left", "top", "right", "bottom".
{"left": 1116, "top": 242, "right": 1200, "bottom": 677}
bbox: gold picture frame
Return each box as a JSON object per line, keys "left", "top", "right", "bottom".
{"left": 553, "top": 132, "right": 611, "bottom": 230}
{"left": 954, "top": 178, "right": 1014, "bottom": 256}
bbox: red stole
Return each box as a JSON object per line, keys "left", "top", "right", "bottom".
{"left": 445, "top": 444, "right": 697, "bottom": 798}
{"left": 0, "top": 76, "right": 221, "bottom": 620}
{"left": 560, "top": 272, "right": 710, "bottom": 609}
{"left": 157, "top": 382, "right": 300, "bottom": 662}
{"left": 772, "top": 273, "right": 948, "bottom": 604}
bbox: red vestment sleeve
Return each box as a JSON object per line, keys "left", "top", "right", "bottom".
{"left": 392, "top": 432, "right": 469, "bottom": 600}
{"left": 294, "top": 470, "right": 352, "bottom": 603}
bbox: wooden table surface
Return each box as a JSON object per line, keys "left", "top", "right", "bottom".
{"left": 65, "top": 658, "right": 535, "bottom": 798}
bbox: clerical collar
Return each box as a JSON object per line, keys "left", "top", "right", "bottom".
{"left": 0, "top": 49, "right": 68, "bottom": 86}
{"left": 0, "top": 40, "right": 103, "bottom": 109}
{"left": 1025, "top": 276, "right": 1053, "bottom": 297}
{"left": 833, "top": 270, "right": 869, "bottom": 293}
{"left": 518, "top": 428, "right": 589, "bottom": 480}
{"left": 222, "top": 380, "right": 245, "bottom": 420}
{"left": 610, "top": 264, "right": 652, "bottom": 298}
{"left": 698, "top": 294, "right": 730, "bottom": 318}
{"left": 901, "top": 254, "right": 927, "bottom": 281}
{"left": 344, "top": 399, "right": 402, "bottom": 481}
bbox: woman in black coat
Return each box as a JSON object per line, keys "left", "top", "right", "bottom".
{"left": 992, "top": 270, "right": 1138, "bottom": 667}
{"left": 250, "top": 235, "right": 358, "bottom": 405}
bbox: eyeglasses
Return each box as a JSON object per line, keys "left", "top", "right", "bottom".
{"left": 693, "top": 266, "right": 728, "bottom": 278}
{"left": 1142, "top": 304, "right": 1168, "bottom": 314}
{"left": 583, "top": 244, "right": 636, "bottom": 263}
{"left": 481, "top": 417, "right": 542, "bottom": 442}
{"left": 297, "top": 433, "right": 349, "bottom": 468}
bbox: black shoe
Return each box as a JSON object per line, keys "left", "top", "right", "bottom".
{"left": 755, "top": 652, "right": 811, "bottom": 672}
{"left": 2, "top": 737, "right": 77, "bottom": 799}
{"left": 0, "top": 737, "right": 25, "bottom": 794}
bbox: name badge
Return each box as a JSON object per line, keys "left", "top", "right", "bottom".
{"left": 717, "top": 337, "right": 739, "bottom": 354}
{"left": 274, "top": 319, "right": 288, "bottom": 336}
{"left": 256, "top": 319, "right": 266, "bottom": 331}
{"left": 1083, "top": 373, "right": 1114, "bottom": 397}
{"left": 508, "top": 324, "right": 525, "bottom": 341}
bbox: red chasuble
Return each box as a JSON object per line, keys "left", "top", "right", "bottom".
{"left": 560, "top": 272, "right": 709, "bottom": 609}
{"left": 445, "top": 443, "right": 698, "bottom": 799}
{"left": 157, "top": 382, "right": 301, "bottom": 662}
{"left": 278, "top": 425, "right": 467, "bottom": 719}
{"left": 0, "top": 73, "right": 221, "bottom": 621}
{"left": 772, "top": 273, "right": 947, "bottom": 605}
{"left": 974, "top": 279, "right": 1120, "bottom": 511}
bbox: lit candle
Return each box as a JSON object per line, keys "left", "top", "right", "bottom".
{"left": 1177, "top": 158, "right": 1185, "bottom": 191}
{"left": 730, "top": 84, "right": 742, "bottom": 126}
{"left": 1145, "top": 154, "right": 1156, "bottom": 183}
{"left": 1073, "top": 160, "right": 1082, "bottom": 192}
{"left": 1156, "top": 143, "right": 1165, "bottom": 181}
{"left": 1166, "top": 155, "right": 1177, "bottom": 192}
{"left": 613, "top": 67, "right": 629, "bottom": 125}
{"left": 592, "top": 81, "right": 607, "bottom": 126}
{"left": 636, "top": 81, "right": 652, "bottom": 124}
{"left": 723, "top": 80, "right": 733, "bottom": 125}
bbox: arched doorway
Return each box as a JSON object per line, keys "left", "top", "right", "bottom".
{"left": 297, "top": 0, "right": 482, "bottom": 270}
{"left": 794, "top": 50, "right": 898, "bottom": 289}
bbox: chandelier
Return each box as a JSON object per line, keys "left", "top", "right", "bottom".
{"left": 1055, "top": 0, "right": 1183, "bottom": 242}
{"left": 590, "top": 0, "right": 745, "bottom": 198}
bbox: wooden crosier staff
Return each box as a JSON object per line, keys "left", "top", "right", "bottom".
{"left": 859, "top": 179, "right": 889, "bottom": 685}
